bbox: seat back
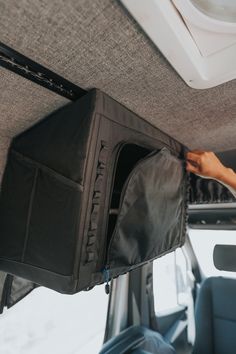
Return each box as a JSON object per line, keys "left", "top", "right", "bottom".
{"left": 99, "top": 325, "right": 175, "bottom": 354}
{"left": 193, "top": 277, "right": 236, "bottom": 354}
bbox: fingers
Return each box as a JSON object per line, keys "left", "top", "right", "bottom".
{"left": 186, "top": 150, "right": 222, "bottom": 178}
{"left": 186, "top": 151, "right": 201, "bottom": 163}
{"left": 186, "top": 151, "right": 202, "bottom": 174}
{"left": 186, "top": 161, "right": 199, "bottom": 174}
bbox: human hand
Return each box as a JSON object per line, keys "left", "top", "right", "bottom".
{"left": 186, "top": 150, "right": 227, "bottom": 180}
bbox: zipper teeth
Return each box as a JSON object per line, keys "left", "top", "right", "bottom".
{"left": 105, "top": 148, "right": 163, "bottom": 266}
{"left": 101, "top": 143, "right": 125, "bottom": 268}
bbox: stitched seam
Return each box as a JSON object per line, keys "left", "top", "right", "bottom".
{"left": 100, "top": 113, "right": 181, "bottom": 155}
{"left": 0, "top": 257, "right": 73, "bottom": 278}
{"left": 21, "top": 168, "right": 38, "bottom": 262}
{"left": 11, "top": 149, "right": 83, "bottom": 191}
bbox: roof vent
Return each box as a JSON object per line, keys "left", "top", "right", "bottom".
{"left": 190, "top": 0, "right": 236, "bottom": 23}
{"left": 121, "top": 0, "right": 236, "bottom": 88}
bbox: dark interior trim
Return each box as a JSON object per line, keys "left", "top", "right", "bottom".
{"left": 0, "top": 42, "right": 87, "bottom": 101}
{"left": 188, "top": 206, "right": 236, "bottom": 230}
{"left": 214, "top": 245, "right": 236, "bottom": 272}
{"left": 189, "top": 203, "right": 236, "bottom": 210}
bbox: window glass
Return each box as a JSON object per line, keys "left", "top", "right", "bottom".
{"left": 189, "top": 229, "right": 236, "bottom": 278}
{"left": 0, "top": 285, "right": 108, "bottom": 354}
{"left": 153, "top": 249, "right": 188, "bottom": 315}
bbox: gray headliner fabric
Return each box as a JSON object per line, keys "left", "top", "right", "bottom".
{"left": 0, "top": 0, "right": 236, "bottom": 185}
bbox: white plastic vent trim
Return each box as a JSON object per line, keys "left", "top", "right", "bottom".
{"left": 190, "top": 0, "right": 236, "bottom": 24}
{"left": 173, "top": 0, "right": 236, "bottom": 33}
{"left": 121, "top": 0, "right": 236, "bottom": 89}
{"left": 173, "top": 0, "right": 236, "bottom": 57}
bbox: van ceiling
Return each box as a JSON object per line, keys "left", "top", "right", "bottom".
{"left": 0, "top": 0, "right": 236, "bottom": 183}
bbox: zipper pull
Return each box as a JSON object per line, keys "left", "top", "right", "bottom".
{"left": 103, "top": 266, "right": 110, "bottom": 295}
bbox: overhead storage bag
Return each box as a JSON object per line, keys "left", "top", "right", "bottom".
{"left": 0, "top": 89, "right": 188, "bottom": 294}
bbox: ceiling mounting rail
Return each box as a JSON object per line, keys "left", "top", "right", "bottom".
{"left": 0, "top": 42, "right": 87, "bottom": 101}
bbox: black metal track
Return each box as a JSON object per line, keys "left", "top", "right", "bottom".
{"left": 0, "top": 42, "right": 87, "bottom": 101}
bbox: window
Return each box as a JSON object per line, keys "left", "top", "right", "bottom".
{"left": 0, "top": 284, "right": 109, "bottom": 354}
{"left": 189, "top": 229, "right": 236, "bottom": 279}
{"left": 153, "top": 248, "right": 188, "bottom": 315}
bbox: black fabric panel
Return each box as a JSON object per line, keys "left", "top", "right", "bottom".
{"left": 0, "top": 259, "right": 76, "bottom": 293}
{"left": 12, "top": 90, "right": 96, "bottom": 184}
{"left": 0, "top": 153, "right": 36, "bottom": 260}
{"left": 0, "top": 273, "right": 36, "bottom": 313}
{"left": 0, "top": 272, "right": 7, "bottom": 313}
{"left": 25, "top": 169, "right": 80, "bottom": 275}
{"left": 6, "top": 275, "right": 36, "bottom": 308}
{"left": 108, "top": 148, "right": 186, "bottom": 269}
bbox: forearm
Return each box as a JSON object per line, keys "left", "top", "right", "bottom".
{"left": 186, "top": 150, "right": 236, "bottom": 198}
{"left": 217, "top": 167, "right": 236, "bottom": 190}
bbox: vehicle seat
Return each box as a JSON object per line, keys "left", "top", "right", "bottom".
{"left": 99, "top": 325, "right": 175, "bottom": 354}
{"left": 193, "top": 277, "right": 236, "bottom": 354}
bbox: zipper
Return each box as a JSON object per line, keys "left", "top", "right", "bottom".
{"left": 99, "top": 143, "right": 125, "bottom": 269}
{"left": 102, "top": 148, "right": 164, "bottom": 293}
{"left": 100, "top": 142, "right": 125, "bottom": 294}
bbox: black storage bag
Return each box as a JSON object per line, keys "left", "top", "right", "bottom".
{"left": 0, "top": 273, "right": 36, "bottom": 313}
{"left": 0, "top": 89, "right": 188, "bottom": 294}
